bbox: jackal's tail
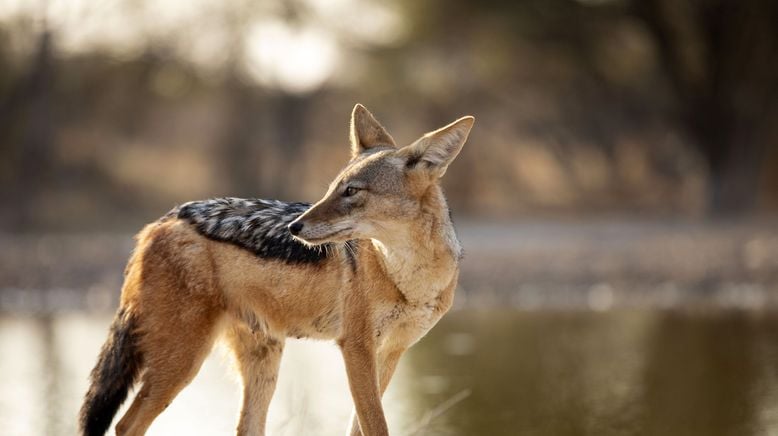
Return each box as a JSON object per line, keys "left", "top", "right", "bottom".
{"left": 78, "top": 307, "right": 142, "bottom": 436}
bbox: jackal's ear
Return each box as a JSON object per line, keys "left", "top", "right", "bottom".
{"left": 350, "top": 104, "right": 396, "bottom": 158}
{"left": 402, "top": 116, "right": 474, "bottom": 178}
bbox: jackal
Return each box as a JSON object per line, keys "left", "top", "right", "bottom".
{"left": 78, "top": 104, "right": 474, "bottom": 436}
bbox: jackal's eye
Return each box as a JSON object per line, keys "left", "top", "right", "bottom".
{"left": 343, "top": 186, "right": 360, "bottom": 197}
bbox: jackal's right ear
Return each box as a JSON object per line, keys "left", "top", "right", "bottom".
{"left": 350, "top": 104, "right": 396, "bottom": 158}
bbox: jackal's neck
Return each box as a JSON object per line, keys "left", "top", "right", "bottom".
{"left": 370, "top": 185, "right": 461, "bottom": 303}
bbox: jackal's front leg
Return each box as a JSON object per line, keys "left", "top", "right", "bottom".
{"left": 346, "top": 346, "right": 406, "bottom": 436}
{"left": 340, "top": 338, "right": 389, "bottom": 436}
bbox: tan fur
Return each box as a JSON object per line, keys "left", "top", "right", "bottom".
{"left": 100, "top": 104, "right": 474, "bottom": 436}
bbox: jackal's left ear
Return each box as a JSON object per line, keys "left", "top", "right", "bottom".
{"left": 350, "top": 104, "right": 397, "bottom": 158}
{"left": 402, "top": 116, "right": 475, "bottom": 178}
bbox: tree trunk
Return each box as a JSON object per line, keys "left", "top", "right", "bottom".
{"left": 633, "top": 0, "right": 778, "bottom": 216}
{"left": 1, "top": 30, "right": 55, "bottom": 230}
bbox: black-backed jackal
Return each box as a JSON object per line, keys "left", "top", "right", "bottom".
{"left": 79, "top": 104, "right": 474, "bottom": 436}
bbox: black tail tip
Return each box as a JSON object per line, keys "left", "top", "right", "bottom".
{"left": 79, "top": 396, "right": 123, "bottom": 436}
{"left": 78, "top": 308, "right": 141, "bottom": 436}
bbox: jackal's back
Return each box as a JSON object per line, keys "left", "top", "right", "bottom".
{"left": 168, "top": 197, "right": 332, "bottom": 264}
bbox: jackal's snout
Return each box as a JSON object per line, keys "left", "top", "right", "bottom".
{"left": 288, "top": 203, "right": 349, "bottom": 244}
{"left": 288, "top": 220, "right": 303, "bottom": 236}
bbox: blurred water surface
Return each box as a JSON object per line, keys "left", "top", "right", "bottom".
{"left": 3, "top": 309, "right": 778, "bottom": 436}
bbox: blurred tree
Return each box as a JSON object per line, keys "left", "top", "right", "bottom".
{"left": 0, "top": 27, "right": 55, "bottom": 230}
{"left": 388, "top": 0, "right": 778, "bottom": 215}
{"left": 632, "top": 0, "right": 778, "bottom": 214}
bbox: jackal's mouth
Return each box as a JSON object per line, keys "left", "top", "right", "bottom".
{"left": 293, "top": 226, "right": 352, "bottom": 245}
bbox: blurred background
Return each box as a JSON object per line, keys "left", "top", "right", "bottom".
{"left": 1, "top": 0, "right": 778, "bottom": 435}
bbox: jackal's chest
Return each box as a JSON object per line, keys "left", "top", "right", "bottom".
{"left": 373, "top": 298, "right": 447, "bottom": 348}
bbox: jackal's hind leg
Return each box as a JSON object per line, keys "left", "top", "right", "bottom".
{"left": 115, "top": 312, "right": 222, "bottom": 436}
{"left": 227, "top": 325, "right": 285, "bottom": 436}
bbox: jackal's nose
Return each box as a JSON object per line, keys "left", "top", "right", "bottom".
{"left": 288, "top": 221, "right": 304, "bottom": 236}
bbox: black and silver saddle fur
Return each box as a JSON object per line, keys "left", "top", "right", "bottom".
{"left": 166, "top": 197, "right": 347, "bottom": 264}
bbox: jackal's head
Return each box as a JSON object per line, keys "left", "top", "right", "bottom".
{"left": 289, "top": 104, "right": 474, "bottom": 245}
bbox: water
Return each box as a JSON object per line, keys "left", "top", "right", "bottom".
{"left": 2, "top": 310, "right": 778, "bottom": 435}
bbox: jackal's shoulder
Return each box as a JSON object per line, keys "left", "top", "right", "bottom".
{"left": 164, "top": 197, "right": 333, "bottom": 264}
